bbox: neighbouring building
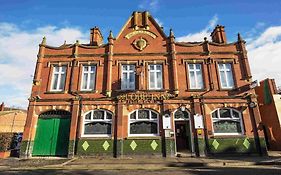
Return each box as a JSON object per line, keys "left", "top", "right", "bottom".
{"left": 255, "top": 79, "right": 281, "bottom": 150}
{"left": 0, "top": 102, "right": 27, "bottom": 133}
{"left": 21, "top": 11, "right": 267, "bottom": 158}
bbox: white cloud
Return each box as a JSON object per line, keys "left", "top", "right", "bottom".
{"left": 247, "top": 25, "right": 281, "bottom": 87}
{"left": 138, "top": 0, "right": 159, "bottom": 12}
{"left": 177, "top": 15, "right": 218, "bottom": 42}
{"left": 0, "top": 22, "right": 88, "bottom": 109}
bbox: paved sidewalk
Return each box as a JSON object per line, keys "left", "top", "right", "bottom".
{"left": 0, "top": 152, "right": 280, "bottom": 170}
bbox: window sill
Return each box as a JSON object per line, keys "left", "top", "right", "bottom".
{"left": 81, "top": 135, "right": 112, "bottom": 139}
{"left": 185, "top": 88, "right": 207, "bottom": 92}
{"left": 78, "top": 90, "right": 98, "bottom": 94}
{"left": 210, "top": 134, "right": 245, "bottom": 138}
{"left": 126, "top": 136, "right": 161, "bottom": 139}
{"left": 45, "top": 91, "right": 65, "bottom": 94}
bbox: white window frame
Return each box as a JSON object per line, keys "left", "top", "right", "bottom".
{"left": 218, "top": 63, "right": 234, "bottom": 89}
{"left": 82, "top": 110, "right": 113, "bottom": 137}
{"left": 121, "top": 64, "right": 135, "bottom": 90}
{"left": 188, "top": 63, "right": 204, "bottom": 89}
{"left": 128, "top": 109, "right": 159, "bottom": 137}
{"left": 148, "top": 64, "right": 163, "bottom": 90}
{"left": 50, "top": 65, "right": 67, "bottom": 91}
{"left": 211, "top": 108, "right": 244, "bottom": 136}
{"left": 81, "top": 65, "right": 96, "bottom": 91}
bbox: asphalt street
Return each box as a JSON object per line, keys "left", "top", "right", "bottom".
{"left": 1, "top": 166, "right": 281, "bottom": 175}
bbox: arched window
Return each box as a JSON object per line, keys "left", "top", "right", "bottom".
{"left": 83, "top": 109, "right": 113, "bottom": 137}
{"left": 129, "top": 109, "right": 159, "bottom": 136}
{"left": 211, "top": 108, "right": 244, "bottom": 135}
{"left": 174, "top": 110, "right": 190, "bottom": 120}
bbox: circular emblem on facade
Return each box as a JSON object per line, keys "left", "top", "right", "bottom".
{"left": 133, "top": 37, "right": 148, "bottom": 51}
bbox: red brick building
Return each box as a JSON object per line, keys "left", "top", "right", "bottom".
{"left": 21, "top": 11, "right": 267, "bottom": 158}
{"left": 255, "top": 79, "right": 281, "bottom": 150}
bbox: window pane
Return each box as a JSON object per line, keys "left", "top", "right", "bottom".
{"left": 106, "top": 112, "right": 112, "bottom": 119}
{"left": 82, "top": 73, "right": 88, "bottom": 89}
{"left": 156, "top": 65, "right": 161, "bottom": 70}
{"left": 59, "top": 73, "right": 66, "bottom": 90}
{"left": 130, "top": 111, "right": 136, "bottom": 119}
{"left": 212, "top": 110, "right": 218, "bottom": 118}
{"left": 85, "top": 113, "right": 91, "bottom": 120}
{"left": 151, "top": 111, "right": 157, "bottom": 119}
{"left": 123, "top": 65, "right": 128, "bottom": 71}
{"left": 91, "top": 66, "right": 95, "bottom": 72}
{"left": 130, "top": 121, "right": 157, "bottom": 134}
{"left": 150, "top": 65, "right": 155, "bottom": 70}
{"left": 219, "top": 71, "right": 227, "bottom": 87}
{"left": 84, "top": 66, "right": 88, "bottom": 72}
{"left": 138, "top": 110, "right": 149, "bottom": 119}
{"left": 196, "top": 70, "right": 203, "bottom": 89}
{"left": 195, "top": 64, "right": 200, "bottom": 69}
{"left": 213, "top": 120, "right": 242, "bottom": 133}
{"left": 189, "top": 72, "right": 196, "bottom": 88}
{"left": 52, "top": 74, "right": 59, "bottom": 90}
{"left": 84, "top": 122, "right": 111, "bottom": 135}
{"left": 188, "top": 64, "right": 194, "bottom": 69}
{"left": 226, "top": 70, "right": 234, "bottom": 87}
{"left": 219, "top": 109, "right": 231, "bottom": 118}
{"left": 156, "top": 72, "right": 162, "bottom": 88}
{"left": 150, "top": 72, "right": 155, "bottom": 88}
{"left": 93, "top": 110, "right": 104, "bottom": 119}
{"left": 233, "top": 111, "right": 240, "bottom": 118}
{"left": 89, "top": 72, "right": 95, "bottom": 89}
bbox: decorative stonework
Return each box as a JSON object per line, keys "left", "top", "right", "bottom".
{"left": 133, "top": 37, "right": 148, "bottom": 51}
{"left": 125, "top": 30, "right": 157, "bottom": 39}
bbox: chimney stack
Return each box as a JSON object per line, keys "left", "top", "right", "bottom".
{"left": 0, "top": 102, "right": 4, "bottom": 111}
{"left": 210, "top": 25, "right": 227, "bottom": 44}
{"left": 90, "top": 27, "right": 103, "bottom": 46}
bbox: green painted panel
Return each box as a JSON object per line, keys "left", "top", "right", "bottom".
{"left": 33, "top": 118, "right": 53, "bottom": 155}
{"left": 32, "top": 118, "right": 70, "bottom": 156}
{"left": 55, "top": 118, "right": 70, "bottom": 156}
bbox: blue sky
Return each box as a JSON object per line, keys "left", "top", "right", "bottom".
{"left": 0, "top": 0, "right": 281, "bottom": 108}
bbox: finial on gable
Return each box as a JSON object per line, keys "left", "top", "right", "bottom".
{"left": 41, "top": 36, "right": 46, "bottom": 45}
{"left": 169, "top": 28, "right": 174, "bottom": 38}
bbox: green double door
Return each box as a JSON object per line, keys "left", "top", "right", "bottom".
{"left": 32, "top": 117, "right": 71, "bottom": 156}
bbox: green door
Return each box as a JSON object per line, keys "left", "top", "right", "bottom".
{"left": 32, "top": 117, "right": 70, "bottom": 156}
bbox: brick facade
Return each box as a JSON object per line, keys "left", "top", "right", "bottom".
{"left": 21, "top": 11, "right": 267, "bottom": 158}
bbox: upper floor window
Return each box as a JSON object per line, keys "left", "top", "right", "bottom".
{"left": 50, "top": 66, "right": 67, "bottom": 91}
{"left": 218, "top": 63, "right": 234, "bottom": 89}
{"left": 211, "top": 108, "right": 244, "bottom": 135}
{"left": 188, "top": 64, "right": 204, "bottom": 89}
{"left": 129, "top": 109, "right": 159, "bottom": 136}
{"left": 83, "top": 109, "right": 113, "bottom": 137}
{"left": 149, "top": 64, "right": 163, "bottom": 90}
{"left": 81, "top": 65, "right": 96, "bottom": 91}
{"left": 121, "top": 65, "right": 135, "bottom": 90}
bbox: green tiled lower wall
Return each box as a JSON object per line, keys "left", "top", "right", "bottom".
{"left": 123, "top": 139, "right": 162, "bottom": 155}
{"left": 76, "top": 138, "right": 175, "bottom": 156}
{"left": 77, "top": 139, "right": 113, "bottom": 156}
{"left": 207, "top": 137, "right": 267, "bottom": 155}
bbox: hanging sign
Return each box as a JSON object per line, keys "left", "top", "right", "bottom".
{"left": 162, "top": 114, "right": 171, "bottom": 129}
{"left": 194, "top": 114, "right": 204, "bottom": 129}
